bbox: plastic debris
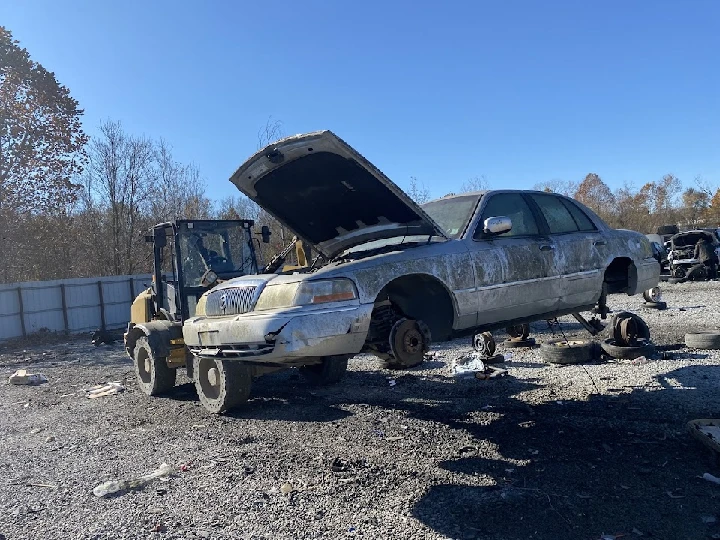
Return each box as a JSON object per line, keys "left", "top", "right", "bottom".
{"left": 475, "top": 366, "right": 508, "bottom": 380}
{"left": 85, "top": 382, "right": 124, "bottom": 399}
{"left": 8, "top": 370, "right": 48, "bottom": 386}
{"left": 702, "top": 473, "right": 720, "bottom": 485}
{"left": 387, "top": 379, "right": 396, "bottom": 387}
{"left": 280, "top": 482, "right": 294, "bottom": 495}
{"left": 631, "top": 356, "right": 649, "bottom": 365}
{"left": 702, "top": 516, "right": 717, "bottom": 524}
{"left": 93, "top": 463, "right": 176, "bottom": 498}
{"left": 452, "top": 355, "right": 486, "bottom": 378}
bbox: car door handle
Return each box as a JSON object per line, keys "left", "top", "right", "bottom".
{"left": 594, "top": 240, "right": 607, "bottom": 246}
{"left": 539, "top": 244, "right": 555, "bottom": 251}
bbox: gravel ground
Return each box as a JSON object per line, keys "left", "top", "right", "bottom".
{"left": 1, "top": 281, "right": 720, "bottom": 540}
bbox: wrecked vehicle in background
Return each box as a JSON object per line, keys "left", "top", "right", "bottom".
{"left": 667, "top": 230, "right": 720, "bottom": 282}
{"left": 181, "top": 130, "right": 660, "bottom": 413}
{"left": 646, "top": 233, "right": 670, "bottom": 279}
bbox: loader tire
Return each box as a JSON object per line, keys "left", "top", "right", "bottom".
{"left": 133, "top": 336, "right": 176, "bottom": 396}
{"left": 194, "top": 356, "right": 252, "bottom": 414}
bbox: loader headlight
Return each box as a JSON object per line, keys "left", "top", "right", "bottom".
{"left": 254, "top": 279, "right": 358, "bottom": 311}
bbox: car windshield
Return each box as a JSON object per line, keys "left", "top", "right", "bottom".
{"left": 421, "top": 195, "right": 480, "bottom": 239}
{"left": 178, "top": 222, "right": 257, "bottom": 287}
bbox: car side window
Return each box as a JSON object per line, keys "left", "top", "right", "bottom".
{"left": 530, "top": 194, "right": 580, "bottom": 234}
{"left": 474, "top": 193, "right": 539, "bottom": 239}
{"left": 561, "top": 199, "right": 597, "bottom": 231}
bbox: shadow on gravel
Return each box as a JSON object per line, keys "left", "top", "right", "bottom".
{"left": 409, "top": 364, "right": 720, "bottom": 540}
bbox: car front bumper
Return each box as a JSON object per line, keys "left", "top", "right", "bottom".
{"left": 182, "top": 303, "right": 374, "bottom": 365}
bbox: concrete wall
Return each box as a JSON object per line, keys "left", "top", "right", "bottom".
{"left": 0, "top": 274, "right": 153, "bottom": 341}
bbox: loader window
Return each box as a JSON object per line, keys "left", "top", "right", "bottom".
{"left": 178, "top": 222, "right": 256, "bottom": 288}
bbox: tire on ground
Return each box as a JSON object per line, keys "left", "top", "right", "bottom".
{"left": 503, "top": 338, "right": 536, "bottom": 348}
{"left": 539, "top": 339, "right": 595, "bottom": 364}
{"left": 685, "top": 332, "right": 720, "bottom": 350}
{"left": 133, "top": 336, "right": 177, "bottom": 396}
{"left": 600, "top": 338, "right": 655, "bottom": 360}
{"left": 643, "top": 301, "right": 667, "bottom": 310}
{"left": 667, "top": 277, "right": 686, "bottom": 284}
{"left": 300, "top": 355, "right": 349, "bottom": 385}
{"left": 193, "top": 356, "right": 252, "bottom": 414}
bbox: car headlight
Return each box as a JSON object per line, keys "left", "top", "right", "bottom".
{"left": 194, "top": 294, "right": 208, "bottom": 316}
{"left": 254, "top": 279, "right": 358, "bottom": 311}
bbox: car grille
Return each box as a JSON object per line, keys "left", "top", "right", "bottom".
{"left": 205, "top": 282, "right": 264, "bottom": 317}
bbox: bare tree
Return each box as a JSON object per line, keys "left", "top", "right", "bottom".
{"left": 257, "top": 116, "right": 284, "bottom": 149}
{"left": 150, "top": 139, "right": 212, "bottom": 222}
{"left": 460, "top": 175, "right": 489, "bottom": 193}
{"left": 82, "top": 120, "right": 154, "bottom": 275}
{"left": 406, "top": 176, "right": 431, "bottom": 204}
{"left": 532, "top": 179, "right": 579, "bottom": 197}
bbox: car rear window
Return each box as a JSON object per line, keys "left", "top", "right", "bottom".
{"left": 531, "top": 194, "right": 597, "bottom": 234}
{"left": 561, "top": 199, "right": 597, "bottom": 231}
{"left": 530, "top": 195, "right": 579, "bottom": 233}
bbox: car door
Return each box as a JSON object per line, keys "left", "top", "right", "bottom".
{"left": 470, "top": 192, "right": 559, "bottom": 326}
{"left": 527, "top": 193, "right": 607, "bottom": 311}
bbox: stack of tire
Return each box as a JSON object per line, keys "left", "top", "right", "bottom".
{"left": 539, "top": 312, "right": 654, "bottom": 364}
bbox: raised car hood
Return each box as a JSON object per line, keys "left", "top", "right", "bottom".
{"left": 229, "top": 131, "right": 448, "bottom": 258}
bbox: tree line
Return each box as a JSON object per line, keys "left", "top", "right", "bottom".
{"left": 533, "top": 173, "right": 720, "bottom": 234}
{"left": 2, "top": 26, "right": 720, "bottom": 284}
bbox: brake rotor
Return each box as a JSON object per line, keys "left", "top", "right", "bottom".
{"left": 506, "top": 323, "right": 530, "bottom": 340}
{"left": 473, "top": 331, "right": 496, "bottom": 357}
{"left": 644, "top": 286, "right": 662, "bottom": 303}
{"left": 389, "top": 319, "right": 431, "bottom": 366}
{"left": 616, "top": 317, "right": 639, "bottom": 346}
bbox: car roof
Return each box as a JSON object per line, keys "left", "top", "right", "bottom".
{"left": 424, "top": 189, "right": 562, "bottom": 205}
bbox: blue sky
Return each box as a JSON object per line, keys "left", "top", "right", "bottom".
{"left": 5, "top": 0, "right": 720, "bottom": 201}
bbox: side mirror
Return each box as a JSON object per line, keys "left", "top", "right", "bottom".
{"left": 153, "top": 230, "right": 167, "bottom": 248}
{"left": 483, "top": 216, "right": 512, "bottom": 236}
{"left": 261, "top": 225, "right": 271, "bottom": 244}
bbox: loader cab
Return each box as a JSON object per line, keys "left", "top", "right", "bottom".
{"left": 146, "top": 219, "right": 259, "bottom": 322}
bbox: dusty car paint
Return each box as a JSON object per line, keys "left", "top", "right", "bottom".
{"left": 182, "top": 132, "right": 660, "bottom": 365}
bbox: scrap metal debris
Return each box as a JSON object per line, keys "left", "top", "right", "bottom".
{"left": 452, "top": 354, "right": 508, "bottom": 380}
{"left": 8, "top": 369, "right": 48, "bottom": 386}
{"left": 93, "top": 463, "right": 176, "bottom": 498}
{"left": 85, "top": 382, "right": 124, "bottom": 399}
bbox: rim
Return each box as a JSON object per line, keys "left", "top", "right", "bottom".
{"left": 553, "top": 340, "right": 586, "bottom": 348}
{"left": 136, "top": 347, "right": 152, "bottom": 384}
{"left": 647, "top": 286, "right": 662, "bottom": 302}
{"left": 197, "top": 358, "right": 222, "bottom": 400}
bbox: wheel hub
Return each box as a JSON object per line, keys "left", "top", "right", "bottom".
{"left": 646, "top": 286, "right": 662, "bottom": 302}
{"left": 389, "top": 319, "right": 430, "bottom": 365}
{"left": 403, "top": 329, "right": 423, "bottom": 355}
{"left": 207, "top": 366, "right": 220, "bottom": 388}
{"left": 473, "top": 331, "right": 496, "bottom": 357}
